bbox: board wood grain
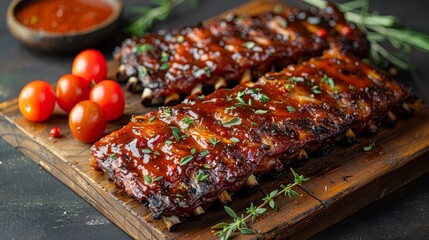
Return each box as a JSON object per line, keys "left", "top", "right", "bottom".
{"left": 1, "top": 0, "right": 429, "bottom": 239}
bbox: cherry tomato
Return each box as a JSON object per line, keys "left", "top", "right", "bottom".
{"left": 72, "top": 49, "right": 107, "bottom": 85}
{"left": 69, "top": 100, "right": 107, "bottom": 143}
{"left": 316, "top": 28, "right": 327, "bottom": 38}
{"left": 50, "top": 127, "right": 61, "bottom": 138}
{"left": 18, "top": 80, "right": 56, "bottom": 122}
{"left": 90, "top": 80, "right": 125, "bottom": 121}
{"left": 342, "top": 26, "right": 352, "bottom": 36}
{"left": 56, "top": 74, "right": 91, "bottom": 113}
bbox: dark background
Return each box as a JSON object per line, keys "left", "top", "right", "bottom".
{"left": 1, "top": 0, "right": 428, "bottom": 239}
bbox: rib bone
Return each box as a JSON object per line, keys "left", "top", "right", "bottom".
{"left": 163, "top": 215, "right": 181, "bottom": 232}
{"left": 240, "top": 69, "right": 252, "bottom": 83}
{"left": 141, "top": 88, "right": 154, "bottom": 106}
{"left": 165, "top": 93, "right": 180, "bottom": 106}
{"left": 245, "top": 174, "right": 259, "bottom": 193}
{"left": 193, "top": 206, "right": 205, "bottom": 219}
{"left": 191, "top": 83, "right": 203, "bottom": 95}
{"left": 402, "top": 102, "right": 414, "bottom": 115}
{"left": 386, "top": 111, "right": 398, "bottom": 127}
{"left": 215, "top": 77, "right": 227, "bottom": 90}
{"left": 298, "top": 149, "right": 308, "bottom": 160}
{"left": 126, "top": 76, "right": 143, "bottom": 92}
{"left": 118, "top": 64, "right": 125, "bottom": 75}
{"left": 346, "top": 128, "right": 357, "bottom": 144}
{"left": 219, "top": 190, "right": 232, "bottom": 205}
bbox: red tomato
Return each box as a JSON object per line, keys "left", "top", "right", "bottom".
{"left": 18, "top": 80, "right": 56, "bottom": 122}
{"left": 90, "top": 80, "right": 125, "bottom": 121}
{"left": 56, "top": 74, "right": 91, "bottom": 113}
{"left": 316, "top": 28, "right": 327, "bottom": 38}
{"left": 72, "top": 49, "right": 107, "bottom": 85}
{"left": 342, "top": 26, "right": 352, "bottom": 36}
{"left": 69, "top": 100, "right": 107, "bottom": 143}
{"left": 50, "top": 127, "right": 61, "bottom": 138}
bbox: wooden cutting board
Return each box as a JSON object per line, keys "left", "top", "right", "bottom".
{"left": 1, "top": 0, "right": 429, "bottom": 239}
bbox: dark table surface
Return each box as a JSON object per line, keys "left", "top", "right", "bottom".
{"left": 1, "top": 0, "right": 429, "bottom": 239}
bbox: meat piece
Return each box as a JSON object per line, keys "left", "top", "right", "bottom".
{"left": 114, "top": 4, "right": 369, "bottom": 105}
{"left": 90, "top": 49, "right": 413, "bottom": 223}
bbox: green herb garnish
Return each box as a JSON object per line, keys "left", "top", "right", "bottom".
{"left": 212, "top": 168, "right": 309, "bottom": 239}
{"left": 312, "top": 85, "right": 322, "bottom": 95}
{"left": 258, "top": 93, "right": 270, "bottom": 103}
{"left": 225, "top": 106, "right": 237, "bottom": 112}
{"left": 180, "top": 155, "right": 194, "bottom": 166}
{"left": 177, "top": 35, "right": 185, "bottom": 43}
{"left": 148, "top": 116, "right": 156, "bottom": 122}
{"left": 243, "top": 41, "right": 256, "bottom": 49}
{"left": 142, "top": 149, "right": 152, "bottom": 154}
{"left": 160, "top": 107, "right": 172, "bottom": 118}
{"left": 321, "top": 75, "right": 339, "bottom": 93}
{"left": 285, "top": 83, "right": 294, "bottom": 91}
{"left": 201, "top": 150, "right": 210, "bottom": 156}
{"left": 286, "top": 106, "right": 296, "bottom": 112}
{"left": 254, "top": 110, "right": 268, "bottom": 114}
{"left": 161, "top": 51, "right": 169, "bottom": 62}
{"left": 182, "top": 117, "right": 194, "bottom": 129}
{"left": 236, "top": 91, "right": 246, "bottom": 105}
{"left": 135, "top": 44, "right": 156, "bottom": 54}
{"left": 144, "top": 175, "right": 152, "bottom": 184}
{"left": 128, "top": 0, "right": 198, "bottom": 36}
{"left": 363, "top": 140, "right": 376, "bottom": 151}
{"left": 210, "top": 137, "right": 221, "bottom": 147}
{"left": 204, "top": 66, "right": 211, "bottom": 77}
{"left": 195, "top": 170, "right": 209, "bottom": 182}
{"left": 222, "top": 117, "right": 242, "bottom": 128}
{"left": 171, "top": 127, "right": 181, "bottom": 141}
{"left": 159, "top": 62, "right": 170, "bottom": 70}
{"left": 153, "top": 176, "right": 164, "bottom": 182}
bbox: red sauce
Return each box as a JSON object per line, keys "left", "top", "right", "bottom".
{"left": 16, "top": 0, "right": 113, "bottom": 33}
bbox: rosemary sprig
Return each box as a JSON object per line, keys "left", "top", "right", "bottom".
{"left": 212, "top": 168, "right": 309, "bottom": 240}
{"left": 128, "top": 0, "right": 197, "bottom": 36}
{"left": 303, "top": 0, "right": 429, "bottom": 69}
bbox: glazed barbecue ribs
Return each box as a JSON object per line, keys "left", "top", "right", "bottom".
{"left": 114, "top": 4, "right": 369, "bottom": 106}
{"left": 90, "top": 49, "right": 414, "bottom": 228}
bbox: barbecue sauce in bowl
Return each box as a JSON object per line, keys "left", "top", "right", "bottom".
{"left": 16, "top": 0, "right": 113, "bottom": 33}
{"left": 7, "top": 0, "right": 123, "bottom": 53}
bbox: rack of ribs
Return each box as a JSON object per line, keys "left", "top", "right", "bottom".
{"left": 114, "top": 3, "right": 369, "bottom": 106}
{"left": 90, "top": 49, "right": 414, "bottom": 230}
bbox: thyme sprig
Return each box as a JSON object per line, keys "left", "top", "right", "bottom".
{"left": 303, "top": 0, "right": 429, "bottom": 69}
{"left": 128, "top": 0, "right": 197, "bottom": 36}
{"left": 212, "top": 168, "right": 309, "bottom": 240}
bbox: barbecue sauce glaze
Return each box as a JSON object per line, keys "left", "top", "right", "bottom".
{"left": 90, "top": 49, "right": 413, "bottom": 220}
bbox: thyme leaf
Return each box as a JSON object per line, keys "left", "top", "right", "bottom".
{"left": 363, "top": 139, "right": 376, "bottom": 151}
{"left": 180, "top": 155, "right": 194, "bottom": 166}
{"left": 222, "top": 117, "right": 242, "bottom": 128}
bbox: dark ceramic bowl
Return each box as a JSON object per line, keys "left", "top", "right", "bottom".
{"left": 6, "top": 0, "right": 123, "bottom": 53}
